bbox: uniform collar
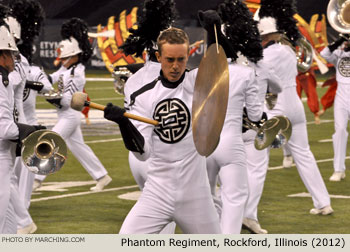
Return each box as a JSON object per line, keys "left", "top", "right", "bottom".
{"left": 264, "top": 40, "right": 277, "bottom": 49}
{"left": 159, "top": 70, "right": 186, "bottom": 89}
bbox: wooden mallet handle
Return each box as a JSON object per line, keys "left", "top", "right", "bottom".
{"left": 86, "top": 101, "right": 159, "bottom": 126}
{"left": 71, "top": 92, "right": 159, "bottom": 126}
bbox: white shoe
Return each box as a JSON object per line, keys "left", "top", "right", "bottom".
{"left": 32, "top": 179, "right": 42, "bottom": 191}
{"left": 90, "top": 175, "right": 112, "bottom": 191}
{"left": 283, "top": 155, "right": 293, "bottom": 168}
{"left": 17, "top": 222, "right": 37, "bottom": 234}
{"left": 310, "top": 205, "right": 334, "bottom": 215}
{"left": 242, "top": 218, "right": 268, "bottom": 234}
{"left": 329, "top": 171, "right": 345, "bottom": 182}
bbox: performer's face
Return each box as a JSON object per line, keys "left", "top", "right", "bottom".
{"left": 157, "top": 42, "right": 189, "bottom": 82}
{"left": 0, "top": 50, "right": 16, "bottom": 72}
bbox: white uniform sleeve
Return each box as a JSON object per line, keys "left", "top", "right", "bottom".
{"left": 11, "top": 59, "right": 28, "bottom": 123}
{"left": 28, "top": 66, "right": 53, "bottom": 93}
{"left": 320, "top": 47, "right": 339, "bottom": 66}
{"left": 124, "top": 77, "right": 154, "bottom": 161}
{"left": 50, "top": 66, "right": 66, "bottom": 84}
{"left": 60, "top": 68, "right": 85, "bottom": 109}
{"left": 266, "top": 67, "right": 282, "bottom": 93}
{"left": 245, "top": 69, "right": 263, "bottom": 122}
{"left": 0, "top": 83, "right": 19, "bottom": 140}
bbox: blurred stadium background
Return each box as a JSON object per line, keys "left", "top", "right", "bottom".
{"left": 4, "top": 0, "right": 350, "bottom": 233}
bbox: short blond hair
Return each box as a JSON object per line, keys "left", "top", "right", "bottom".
{"left": 157, "top": 27, "right": 189, "bottom": 55}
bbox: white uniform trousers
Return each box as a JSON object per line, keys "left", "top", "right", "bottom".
{"left": 10, "top": 173, "right": 33, "bottom": 229}
{"left": 332, "top": 83, "right": 350, "bottom": 172}
{"left": 207, "top": 136, "right": 248, "bottom": 234}
{"left": 268, "top": 87, "right": 330, "bottom": 209}
{"left": 36, "top": 115, "right": 107, "bottom": 182}
{"left": 18, "top": 162, "right": 35, "bottom": 209}
{"left": 120, "top": 156, "right": 220, "bottom": 234}
{"left": 283, "top": 143, "right": 292, "bottom": 157}
{"left": 0, "top": 144, "right": 17, "bottom": 234}
{"left": 128, "top": 152, "right": 176, "bottom": 234}
{"left": 243, "top": 130, "right": 269, "bottom": 221}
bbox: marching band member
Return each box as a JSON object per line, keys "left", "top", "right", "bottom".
{"left": 120, "top": 0, "right": 178, "bottom": 234}
{"left": 320, "top": 34, "right": 350, "bottom": 182}
{"left": 256, "top": 0, "right": 332, "bottom": 215}
{"left": 200, "top": 0, "right": 264, "bottom": 234}
{"left": 33, "top": 18, "right": 112, "bottom": 192}
{"left": 104, "top": 27, "right": 221, "bottom": 234}
{"left": 0, "top": 15, "right": 44, "bottom": 233}
{"left": 6, "top": 0, "right": 52, "bottom": 234}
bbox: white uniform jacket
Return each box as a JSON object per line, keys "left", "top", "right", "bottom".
{"left": 321, "top": 47, "right": 350, "bottom": 84}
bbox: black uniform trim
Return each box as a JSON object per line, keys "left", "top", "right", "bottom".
{"left": 129, "top": 76, "right": 160, "bottom": 106}
{"left": 160, "top": 70, "right": 187, "bottom": 89}
{"left": 68, "top": 63, "right": 79, "bottom": 76}
{"left": 0, "top": 66, "right": 9, "bottom": 87}
{"left": 264, "top": 40, "right": 277, "bottom": 49}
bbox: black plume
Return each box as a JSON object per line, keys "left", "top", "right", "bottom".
{"left": 61, "top": 17, "right": 92, "bottom": 63}
{"left": 259, "top": 0, "right": 300, "bottom": 46}
{"left": 218, "top": 0, "right": 263, "bottom": 63}
{"left": 121, "top": 0, "right": 178, "bottom": 59}
{"left": 9, "top": 0, "right": 45, "bottom": 62}
{"left": 0, "top": 4, "right": 10, "bottom": 27}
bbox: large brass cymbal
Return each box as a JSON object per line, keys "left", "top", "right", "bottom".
{"left": 192, "top": 44, "right": 229, "bottom": 157}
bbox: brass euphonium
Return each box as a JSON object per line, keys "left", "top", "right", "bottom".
{"left": 327, "top": 0, "right": 350, "bottom": 34}
{"left": 21, "top": 130, "right": 67, "bottom": 175}
{"left": 296, "top": 36, "right": 314, "bottom": 73}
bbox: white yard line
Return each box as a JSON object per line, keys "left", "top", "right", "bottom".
{"left": 288, "top": 192, "right": 350, "bottom": 199}
{"left": 86, "top": 77, "right": 114, "bottom": 81}
{"left": 31, "top": 185, "right": 139, "bottom": 203}
{"left": 36, "top": 96, "right": 123, "bottom": 105}
{"left": 319, "top": 139, "right": 332, "bottom": 143}
{"left": 85, "top": 138, "right": 122, "bottom": 144}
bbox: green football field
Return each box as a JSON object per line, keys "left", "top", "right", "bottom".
{"left": 29, "top": 69, "right": 350, "bottom": 234}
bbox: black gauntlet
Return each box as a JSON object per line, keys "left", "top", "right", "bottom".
{"left": 328, "top": 34, "right": 348, "bottom": 52}
{"left": 242, "top": 107, "right": 267, "bottom": 133}
{"left": 15, "top": 123, "right": 47, "bottom": 156}
{"left": 25, "top": 81, "right": 44, "bottom": 92}
{"left": 46, "top": 98, "right": 62, "bottom": 109}
{"left": 104, "top": 103, "right": 145, "bottom": 154}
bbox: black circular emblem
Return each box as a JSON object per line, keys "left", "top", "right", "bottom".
{"left": 23, "top": 87, "right": 30, "bottom": 102}
{"left": 153, "top": 98, "right": 191, "bottom": 144}
{"left": 338, "top": 57, "right": 350, "bottom": 77}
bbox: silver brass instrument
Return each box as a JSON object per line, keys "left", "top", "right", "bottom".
{"left": 327, "top": 0, "right": 350, "bottom": 34}
{"left": 243, "top": 110, "right": 292, "bottom": 150}
{"left": 112, "top": 66, "right": 132, "bottom": 95}
{"left": 21, "top": 130, "right": 67, "bottom": 175}
{"left": 254, "top": 115, "right": 292, "bottom": 150}
{"left": 296, "top": 36, "right": 314, "bottom": 73}
{"left": 38, "top": 89, "right": 63, "bottom": 99}
{"left": 276, "top": 34, "right": 313, "bottom": 73}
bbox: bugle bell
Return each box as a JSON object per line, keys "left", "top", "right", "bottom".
{"left": 327, "top": 0, "right": 350, "bottom": 34}
{"left": 21, "top": 130, "right": 67, "bottom": 175}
